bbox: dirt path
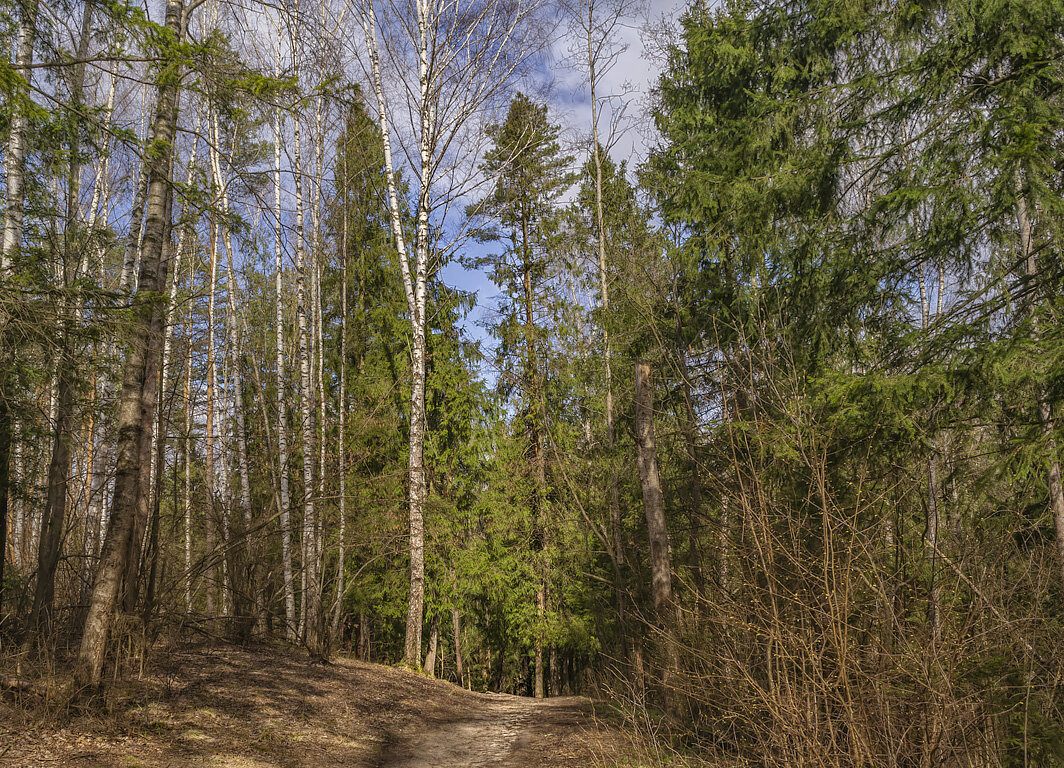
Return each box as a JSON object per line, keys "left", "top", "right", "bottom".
{"left": 379, "top": 693, "right": 595, "bottom": 767}
{"left": 0, "top": 644, "right": 624, "bottom": 768}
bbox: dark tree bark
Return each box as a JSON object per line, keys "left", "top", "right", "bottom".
{"left": 634, "top": 362, "right": 672, "bottom": 614}
{"left": 26, "top": 367, "right": 74, "bottom": 638}
{"left": 74, "top": 0, "right": 186, "bottom": 689}
{"left": 635, "top": 361, "right": 681, "bottom": 713}
{"left": 424, "top": 616, "right": 439, "bottom": 676}
{"left": 123, "top": 284, "right": 166, "bottom": 615}
{"left": 452, "top": 607, "right": 464, "bottom": 688}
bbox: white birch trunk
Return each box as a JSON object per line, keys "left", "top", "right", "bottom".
{"left": 1, "top": 0, "right": 40, "bottom": 273}
{"left": 204, "top": 195, "right": 220, "bottom": 616}
{"left": 213, "top": 110, "right": 253, "bottom": 548}
{"left": 184, "top": 326, "right": 193, "bottom": 614}
{"left": 331, "top": 173, "right": 349, "bottom": 642}
{"left": 291, "top": 99, "right": 323, "bottom": 654}
{"left": 274, "top": 93, "right": 297, "bottom": 640}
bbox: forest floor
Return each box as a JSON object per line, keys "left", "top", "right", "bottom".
{"left": 0, "top": 642, "right": 630, "bottom": 768}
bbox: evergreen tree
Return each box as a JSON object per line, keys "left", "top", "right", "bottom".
{"left": 468, "top": 92, "right": 574, "bottom": 697}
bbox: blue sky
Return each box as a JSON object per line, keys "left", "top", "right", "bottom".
{"left": 440, "top": 0, "right": 690, "bottom": 363}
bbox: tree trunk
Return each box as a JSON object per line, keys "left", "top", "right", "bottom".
{"left": 0, "top": 395, "right": 10, "bottom": 619}
{"left": 26, "top": 361, "right": 74, "bottom": 638}
{"left": 25, "top": 0, "right": 98, "bottom": 641}
{"left": 139, "top": 107, "right": 201, "bottom": 616}
{"left": 359, "top": 611, "right": 371, "bottom": 661}
{"left": 273, "top": 98, "right": 296, "bottom": 641}
{"left": 73, "top": 0, "right": 185, "bottom": 689}
{"left": 535, "top": 588, "right": 545, "bottom": 698}
{"left": 291, "top": 104, "right": 323, "bottom": 657}
{"left": 183, "top": 322, "right": 193, "bottom": 614}
{"left": 405, "top": 322, "right": 428, "bottom": 667}
{"left": 550, "top": 646, "right": 560, "bottom": 697}
{"left": 313, "top": 96, "right": 329, "bottom": 640}
{"left": 79, "top": 73, "right": 119, "bottom": 613}
{"left": 452, "top": 608, "right": 464, "bottom": 688}
{"left": 331, "top": 205, "right": 349, "bottom": 644}
{"left": 209, "top": 107, "right": 255, "bottom": 638}
{"left": 203, "top": 201, "right": 220, "bottom": 617}
{"left": 2, "top": 0, "right": 39, "bottom": 273}
{"left": 634, "top": 362, "right": 672, "bottom": 614}
{"left": 121, "top": 110, "right": 156, "bottom": 293}
{"left": 678, "top": 351, "right": 704, "bottom": 599}
{"left": 634, "top": 361, "right": 680, "bottom": 711}
{"left": 424, "top": 617, "right": 439, "bottom": 676}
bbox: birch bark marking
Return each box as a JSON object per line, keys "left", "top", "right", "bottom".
{"left": 405, "top": 290, "right": 429, "bottom": 668}
{"left": 290, "top": 92, "right": 323, "bottom": 655}
{"left": 204, "top": 160, "right": 221, "bottom": 616}
{"left": 313, "top": 89, "right": 328, "bottom": 558}
{"left": 75, "top": 0, "right": 187, "bottom": 688}
{"left": 273, "top": 72, "right": 297, "bottom": 639}
{"left": 1, "top": 0, "right": 40, "bottom": 274}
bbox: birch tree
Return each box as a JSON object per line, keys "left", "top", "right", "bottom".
{"left": 273, "top": 40, "right": 298, "bottom": 638}
{"left": 358, "top": 0, "right": 548, "bottom": 668}
{"left": 0, "top": 0, "right": 42, "bottom": 618}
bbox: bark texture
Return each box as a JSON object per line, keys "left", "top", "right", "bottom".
{"left": 273, "top": 100, "right": 296, "bottom": 640}
{"left": 74, "top": 0, "right": 185, "bottom": 688}
{"left": 634, "top": 362, "right": 672, "bottom": 615}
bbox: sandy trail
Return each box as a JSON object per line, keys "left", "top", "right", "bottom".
{"left": 380, "top": 694, "right": 592, "bottom": 768}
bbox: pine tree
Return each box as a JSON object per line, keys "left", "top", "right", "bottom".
{"left": 469, "top": 92, "right": 574, "bottom": 697}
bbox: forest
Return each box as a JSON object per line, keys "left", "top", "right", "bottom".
{"left": 1, "top": 0, "right": 1064, "bottom": 764}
